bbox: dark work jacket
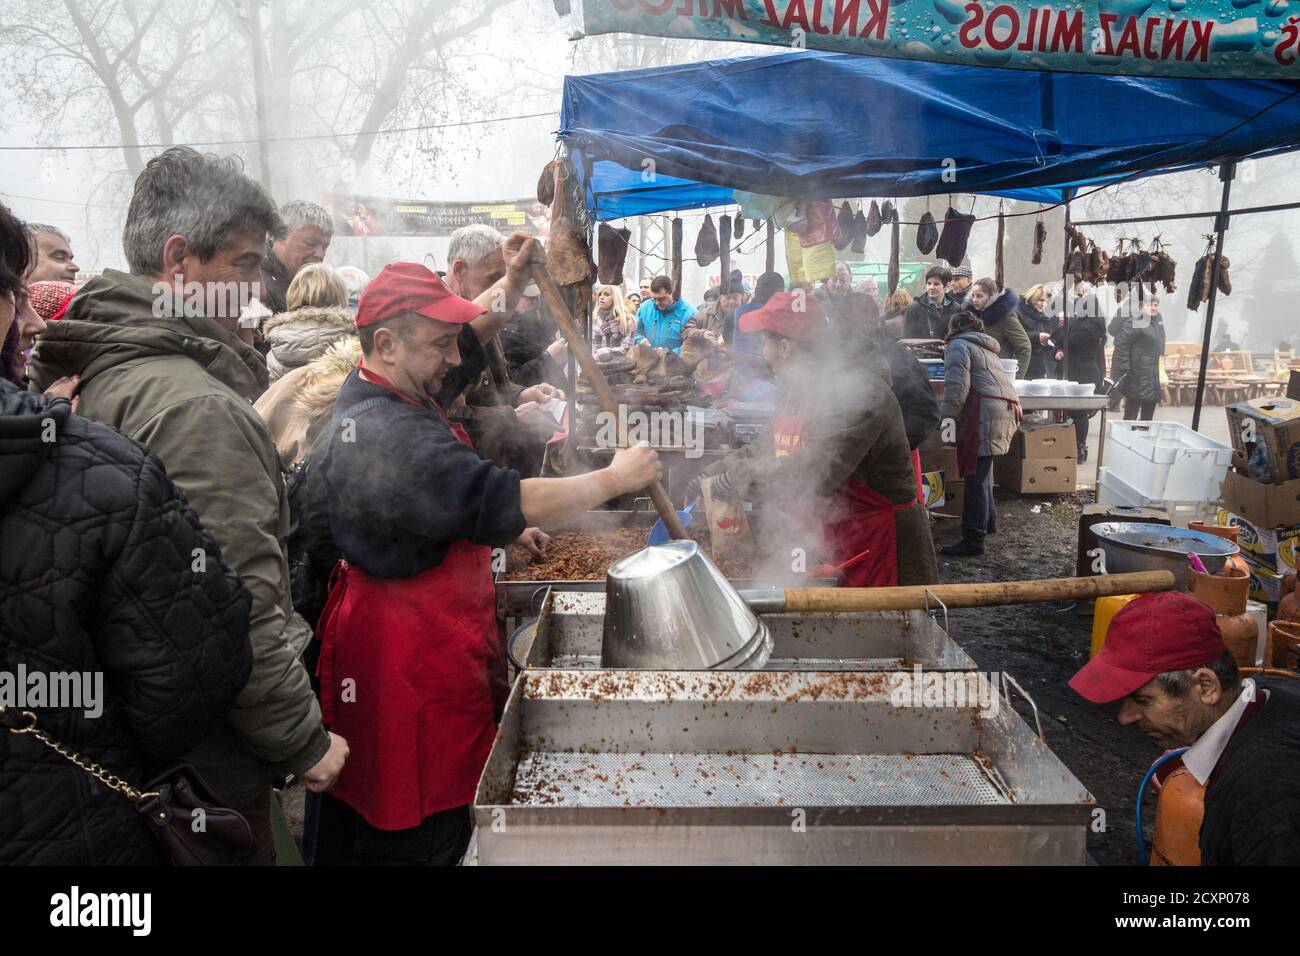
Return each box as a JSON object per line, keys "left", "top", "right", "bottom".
{"left": 902, "top": 294, "right": 960, "bottom": 340}
{"left": 1111, "top": 314, "right": 1166, "bottom": 403}
{"left": 259, "top": 246, "right": 291, "bottom": 314}
{"left": 309, "top": 368, "right": 527, "bottom": 579}
{"left": 1065, "top": 313, "right": 1107, "bottom": 387}
{"left": 879, "top": 334, "right": 941, "bottom": 450}
{"left": 1017, "top": 299, "right": 1058, "bottom": 379}
{"left": 1201, "top": 679, "right": 1300, "bottom": 865}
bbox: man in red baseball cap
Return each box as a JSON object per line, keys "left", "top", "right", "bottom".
{"left": 690, "top": 286, "right": 937, "bottom": 588}
{"left": 307, "top": 244, "right": 662, "bottom": 865}
{"left": 1070, "top": 591, "right": 1300, "bottom": 865}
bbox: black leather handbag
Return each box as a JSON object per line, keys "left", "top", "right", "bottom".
{"left": 1, "top": 705, "right": 255, "bottom": 865}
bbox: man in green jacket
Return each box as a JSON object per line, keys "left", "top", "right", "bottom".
{"left": 29, "top": 147, "right": 347, "bottom": 864}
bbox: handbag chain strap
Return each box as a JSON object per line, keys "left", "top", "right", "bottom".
{"left": 0, "top": 706, "right": 160, "bottom": 804}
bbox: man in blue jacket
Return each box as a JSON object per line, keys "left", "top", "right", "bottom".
{"left": 634, "top": 275, "right": 695, "bottom": 353}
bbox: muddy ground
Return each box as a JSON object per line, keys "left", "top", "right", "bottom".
{"left": 930, "top": 490, "right": 1158, "bottom": 866}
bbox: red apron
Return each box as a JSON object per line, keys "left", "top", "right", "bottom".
{"left": 773, "top": 411, "right": 911, "bottom": 588}
{"left": 955, "top": 390, "right": 1023, "bottom": 479}
{"left": 316, "top": 369, "right": 501, "bottom": 831}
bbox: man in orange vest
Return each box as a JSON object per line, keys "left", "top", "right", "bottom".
{"left": 311, "top": 247, "right": 661, "bottom": 864}
{"left": 1070, "top": 591, "right": 1300, "bottom": 865}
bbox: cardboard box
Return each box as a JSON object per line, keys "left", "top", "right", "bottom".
{"left": 920, "top": 469, "right": 946, "bottom": 509}
{"left": 1219, "top": 468, "right": 1300, "bottom": 528}
{"left": 994, "top": 456, "right": 1076, "bottom": 494}
{"left": 919, "top": 430, "right": 954, "bottom": 455}
{"left": 934, "top": 470, "right": 965, "bottom": 517}
{"left": 1243, "top": 554, "right": 1284, "bottom": 614}
{"left": 1225, "top": 396, "right": 1300, "bottom": 484}
{"left": 920, "top": 444, "right": 958, "bottom": 477}
{"left": 1010, "top": 421, "right": 1077, "bottom": 460}
{"left": 1215, "top": 507, "right": 1300, "bottom": 576}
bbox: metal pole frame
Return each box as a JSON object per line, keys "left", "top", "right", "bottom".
{"left": 1191, "top": 162, "right": 1236, "bottom": 434}
{"left": 1060, "top": 201, "right": 1071, "bottom": 380}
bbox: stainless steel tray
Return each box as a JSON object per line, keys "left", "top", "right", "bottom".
{"left": 494, "top": 508, "right": 803, "bottom": 619}
{"left": 511, "top": 591, "right": 974, "bottom": 671}
{"left": 474, "top": 670, "right": 1095, "bottom": 865}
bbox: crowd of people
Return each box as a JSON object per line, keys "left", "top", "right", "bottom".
{"left": 4, "top": 147, "right": 1288, "bottom": 870}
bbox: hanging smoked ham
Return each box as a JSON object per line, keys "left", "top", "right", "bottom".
{"left": 671, "top": 217, "right": 683, "bottom": 301}
{"left": 597, "top": 223, "right": 631, "bottom": 285}
{"left": 887, "top": 210, "right": 901, "bottom": 295}
{"left": 994, "top": 206, "right": 1005, "bottom": 289}
{"left": 695, "top": 214, "right": 719, "bottom": 267}
{"left": 916, "top": 211, "right": 938, "bottom": 255}
{"left": 834, "top": 201, "right": 853, "bottom": 251}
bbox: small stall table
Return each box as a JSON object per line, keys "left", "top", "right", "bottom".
{"left": 1016, "top": 394, "right": 1114, "bottom": 470}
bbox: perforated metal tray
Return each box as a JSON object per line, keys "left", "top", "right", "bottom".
{"left": 474, "top": 670, "right": 1095, "bottom": 865}
{"left": 510, "top": 752, "right": 1009, "bottom": 808}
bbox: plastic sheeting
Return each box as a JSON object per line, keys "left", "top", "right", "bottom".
{"left": 560, "top": 50, "right": 1300, "bottom": 221}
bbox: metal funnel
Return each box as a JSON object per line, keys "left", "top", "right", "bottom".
{"left": 601, "top": 540, "right": 773, "bottom": 670}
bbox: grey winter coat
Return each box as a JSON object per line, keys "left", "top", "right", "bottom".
{"left": 941, "top": 331, "right": 1021, "bottom": 457}
{"left": 262, "top": 306, "right": 356, "bottom": 383}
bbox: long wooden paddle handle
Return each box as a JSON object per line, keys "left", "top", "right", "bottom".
{"left": 530, "top": 263, "right": 687, "bottom": 540}
{"left": 779, "top": 571, "right": 1176, "bottom": 613}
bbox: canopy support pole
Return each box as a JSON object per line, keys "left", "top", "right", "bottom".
{"left": 1060, "top": 201, "right": 1071, "bottom": 380}
{"left": 1191, "top": 162, "right": 1236, "bottom": 434}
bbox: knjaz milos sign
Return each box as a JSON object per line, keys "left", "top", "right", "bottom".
{"left": 584, "top": 0, "right": 1300, "bottom": 79}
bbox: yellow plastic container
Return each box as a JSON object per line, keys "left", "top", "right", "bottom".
{"left": 1091, "top": 594, "right": 1141, "bottom": 658}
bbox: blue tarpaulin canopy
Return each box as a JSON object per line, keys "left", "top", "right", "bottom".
{"left": 559, "top": 50, "right": 1300, "bottom": 221}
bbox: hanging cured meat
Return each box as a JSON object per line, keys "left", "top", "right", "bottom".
{"left": 695, "top": 214, "right": 719, "bottom": 267}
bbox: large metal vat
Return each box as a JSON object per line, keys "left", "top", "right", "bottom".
{"left": 473, "top": 669, "right": 1095, "bottom": 865}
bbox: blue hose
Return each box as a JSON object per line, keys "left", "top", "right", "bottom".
{"left": 1135, "top": 747, "right": 1189, "bottom": 866}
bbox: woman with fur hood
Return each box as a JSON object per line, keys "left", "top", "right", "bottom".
{"left": 262, "top": 263, "right": 357, "bottom": 383}
{"left": 964, "top": 277, "right": 1031, "bottom": 378}
{"left": 255, "top": 336, "right": 361, "bottom": 470}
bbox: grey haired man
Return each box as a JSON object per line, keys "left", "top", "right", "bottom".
{"left": 260, "top": 199, "right": 334, "bottom": 312}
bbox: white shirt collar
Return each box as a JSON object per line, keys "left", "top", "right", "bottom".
{"left": 1182, "top": 678, "right": 1265, "bottom": 786}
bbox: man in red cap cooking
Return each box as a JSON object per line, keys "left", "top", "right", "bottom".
{"left": 310, "top": 248, "right": 661, "bottom": 865}
{"left": 694, "top": 290, "right": 937, "bottom": 587}
{"left": 1070, "top": 591, "right": 1300, "bottom": 865}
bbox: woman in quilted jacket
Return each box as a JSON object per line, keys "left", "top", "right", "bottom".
{"left": 939, "top": 312, "right": 1022, "bottom": 557}
{"left": 0, "top": 202, "right": 253, "bottom": 864}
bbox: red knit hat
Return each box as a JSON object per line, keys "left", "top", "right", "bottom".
{"left": 29, "top": 281, "right": 76, "bottom": 321}
{"left": 738, "top": 290, "right": 827, "bottom": 341}
{"left": 1068, "top": 591, "right": 1226, "bottom": 703}
{"left": 355, "top": 262, "right": 482, "bottom": 329}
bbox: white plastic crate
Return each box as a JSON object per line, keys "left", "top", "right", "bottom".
{"left": 1103, "top": 420, "right": 1233, "bottom": 503}
{"left": 1096, "top": 467, "right": 1215, "bottom": 528}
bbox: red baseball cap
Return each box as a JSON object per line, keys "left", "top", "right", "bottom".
{"left": 355, "top": 262, "right": 483, "bottom": 329}
{"left": 1068, "top": 592, "right": 1226, "bottom": 703}
{"left": 738, "top": 291, "right": 827, "bottom": 341}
